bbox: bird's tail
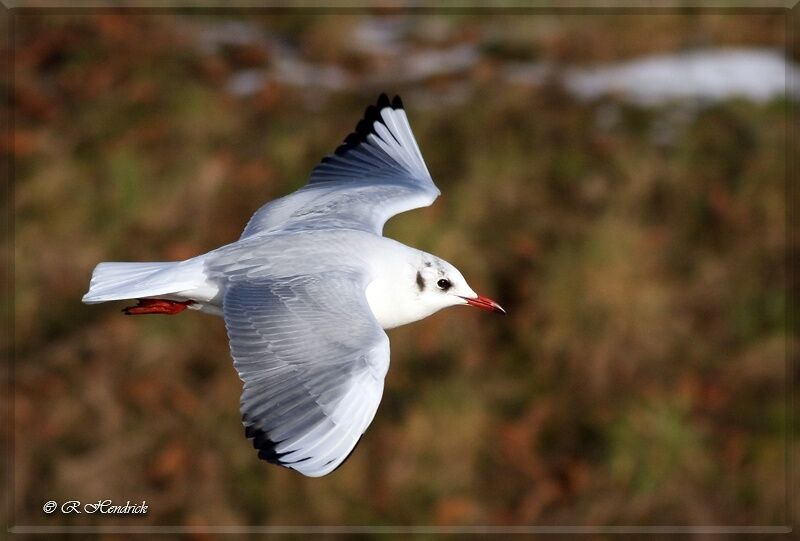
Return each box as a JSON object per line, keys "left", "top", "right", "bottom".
{"left": 82, "top": 260, "right": 205, "bottom": 304}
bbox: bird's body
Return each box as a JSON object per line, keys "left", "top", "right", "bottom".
{"left": 83, "top": 94, "right": 503, "bottom": 477}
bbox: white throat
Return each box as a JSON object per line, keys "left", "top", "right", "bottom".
{"left": 365, "top": 274, "right": 432, "bottom": 330}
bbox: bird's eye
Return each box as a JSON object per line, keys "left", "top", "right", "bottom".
{"left": 437, "top": 278, "right": 452, "bottom": 290}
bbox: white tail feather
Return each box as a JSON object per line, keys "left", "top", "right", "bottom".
{"left": 82, "top": 260, "right": 205, "bottom": 304}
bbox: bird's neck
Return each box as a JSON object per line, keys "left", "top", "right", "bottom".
{"left": 364, "top": 244, "right": 430, "bottom": 330}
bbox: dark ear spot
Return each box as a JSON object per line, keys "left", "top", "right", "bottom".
{"left": 416, "top": 271, "right": 425, "bottom": 292}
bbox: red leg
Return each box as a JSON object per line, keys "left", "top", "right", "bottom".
{"left": 122, "top": 298, "right": 195, "bottom": 315}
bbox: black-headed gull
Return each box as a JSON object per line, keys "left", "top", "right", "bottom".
{"left": 83, "top": 94, "right": 505, "bottom": 477}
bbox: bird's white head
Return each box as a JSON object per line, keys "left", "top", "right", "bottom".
{"left": 366, "top": 250, "right": 505, "bottom": 330}
{"left": 413, "top": 254, "right": 506, "bottom": 315}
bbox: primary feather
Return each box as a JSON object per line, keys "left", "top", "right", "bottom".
{"left": 239, "top": 93, "right": 438, "bottom": 237}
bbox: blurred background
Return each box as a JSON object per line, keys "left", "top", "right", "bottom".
{"left": 8, "top": 8, "right": 797, "bottom": 529}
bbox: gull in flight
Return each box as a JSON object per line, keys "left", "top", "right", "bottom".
{"left": 83, "top": 94, "right": 505, "bottom": 477}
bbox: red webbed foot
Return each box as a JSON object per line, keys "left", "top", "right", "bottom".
{"left": 122, "top": 298, "right": 195, "bottom": 315}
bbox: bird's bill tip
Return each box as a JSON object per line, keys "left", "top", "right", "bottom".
{"left": 461, "top": 294, "right": 506, "bottom": 314}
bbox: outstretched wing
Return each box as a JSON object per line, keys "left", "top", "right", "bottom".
{"left": 240, "top": 94, "right": 439, "bottom": 237}
{"left": 223, "top": 272, "right": 390, "bottom": 477}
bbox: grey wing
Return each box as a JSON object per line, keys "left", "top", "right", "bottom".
{"left": 240, "top": 94, "right": 439, "bottom": 237}
{"left": 223, "top": 272, "right": 390, "bottom": 477}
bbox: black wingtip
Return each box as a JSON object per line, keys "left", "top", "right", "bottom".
{"left": 245, "top": 424, "right": 289, "bottom": 466}
{"left": 332, "top": 93, "right": 404, "bottom": 157}
{"left": 244, "top": 423, "right": 313, "bottom": 468}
